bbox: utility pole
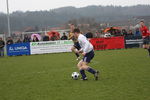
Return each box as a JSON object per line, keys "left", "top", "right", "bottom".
{"left": 6, "top": 0, "right": 11, "bottom": 37}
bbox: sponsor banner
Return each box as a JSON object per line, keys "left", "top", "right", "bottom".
{"left": 30, "top": 40, "right": 73, "bottom": 54}
{"left": 90, "top": 36, "right": 125, "bottom": 50}
{"left": 125, "top": 39, "right": 143, "bottom": 48}
{"left": 125, "top": 39, "right": 143, "bottom": 44}
{"left": 7, "top": 43, "right": 30, "bottom": 56}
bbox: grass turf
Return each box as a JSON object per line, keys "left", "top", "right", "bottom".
{"left": 0, "top": 48, "right": 150, "bottom": 100}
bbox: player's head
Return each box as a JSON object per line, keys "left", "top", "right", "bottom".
{"left": 140, "top": 21, "right": 145, "bottom": 27}
{"left": 73, "top": 28, "right": 80, "bottom": 38}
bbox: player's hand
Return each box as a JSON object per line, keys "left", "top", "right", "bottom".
{"left": 82, "top": 52, "right": 86, "bottom": 56}
{"left": 79, "top": 50, "right": 83, "bottom": 53}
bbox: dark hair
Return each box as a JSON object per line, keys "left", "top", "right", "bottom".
{"left": 140, "top": 20, "right": 144, "bottom": 23}
{"left": 73, "top": 28, "right": 80, "bottom": 33}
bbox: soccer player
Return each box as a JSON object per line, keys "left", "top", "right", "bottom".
{"left": 73, "top": 28, "right": 99, "bottom": 80}
{"left": 139, "top": 21, "right": 150, "bottom": 56}
{"left": 68, "top": 24, "right": 81, "bottom": 60}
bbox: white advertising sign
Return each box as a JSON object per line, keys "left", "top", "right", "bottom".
{"left": 30, "top": 40, "right": 73, "bottom": 54}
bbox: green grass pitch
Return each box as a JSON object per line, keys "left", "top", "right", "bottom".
{"left": 0, "top": 48, "right": 150, "bottom": 100}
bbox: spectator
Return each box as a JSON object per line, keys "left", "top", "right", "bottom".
{"left": 95, "top": 31, "right": 99, "bottom": 38}
{"left": 109, "top": 27, "right": 116, "bottom": 35}
{"left": 111, "top": 31, "right": 116, "bottom": 36}
{"left": 23, "top": 35, "right": 30, "bottom": 42}
{"left": 125, "top": 30, "right": 134, "bottom": 39}
{"left": 122, "top": 29, "right": 128, "bottom": 36}
{"left": 43, "top": 35, "right": 50, "bottom": 41}
{"left": 32, "top": 35, "right": 39, "bottom": 42}
{"left": 104, "top": 32, "right": 111, "bottom": 37}
{"left": 135, "top": 28, "right": 141, "bottom": 36}
{"left": 85, "top": 30, "right": 93, "bottom": 38}
{"left": 16, "top": 38, "right": 22, "bottom": 43}
{"left": 6, "top": 37, "right": 13, "bottom": 45}
{"left": 50, "top": 32, "right": 59, "bottom": 41}
{"left": 128, "top": 30, "right": 133, "bottom": 36}
{"left": 61, "top": 33, "right": 68, "bottom": 40}
{"left": 115, "top": 29, "right": 121, "bottom": 36}
{"left": 0, "top": 37, "right": 5, "bottom": 57}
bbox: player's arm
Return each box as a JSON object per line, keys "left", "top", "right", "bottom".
{"left": 78, "top": 48, "right": 83, "bottom": 53}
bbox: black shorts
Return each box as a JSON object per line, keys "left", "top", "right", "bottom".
{"left": 143, "top": 36, "right": 150, "bottom": 45}
{"left": 74, "top": 42, "right": 81, "bottom": 50}
{"left": 83, "top": 50, "right": 94, "bottom": 63}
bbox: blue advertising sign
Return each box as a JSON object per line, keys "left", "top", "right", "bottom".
{"left": 7, "top": 43, "right": 30, "bottom": 56}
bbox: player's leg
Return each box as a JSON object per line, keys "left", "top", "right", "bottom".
{"left": 148, "top": 49, "right": 150, "bottom": 56}
{"left": 74, "top": 42, "right": 81, "bottom": 60}
{"left": 142, "top": 44, "right": 146, "bottom": 49}
{"left": 81, "top": 62, "right": 96, "bottom": 73}
{"left": 75, "top": 42, "right": 81, "bottom": 51}
{"left": 71, "top": 46, "right": 80, "bottom": 58}
{"left": 143, "top": 37, "right": 150, "bottom": 56}
{"left": 147, "top": 45, "right": 150, "bottom": 56}
{"left": 81, "top": 51, "right": 99, "bottom": 80}
{"left": 77, "top": 60, "right": 87, "bottom": 80}
{"left": 145, "top": 44, "right": 150, "bottom": 56}
{"left": 81, "top": 62, "right": 99, "bottom": 80}
{"left": 148, "top": 37, "right": 150, "bottom": 56}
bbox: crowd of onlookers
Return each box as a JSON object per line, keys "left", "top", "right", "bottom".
{"left": 4, "top": 28, "right": 143, "bottom": 43}
{"left": 0, "top": 27, "right": 143, "bottom": 57}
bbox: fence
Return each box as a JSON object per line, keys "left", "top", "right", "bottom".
{"left": 6, "top": 36, "right": 143, "bottom": 56}
{"left": 124, "top": 35, "right": 143, "bottom": 48}
{"left": 7, "top": 40, "right": 73, "bottom": 56}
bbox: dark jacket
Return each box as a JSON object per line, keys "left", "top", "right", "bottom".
{"left": 0, "top": 40, "right": 5, "bottom": 48}
{"left": 43, "top": 36, "right": 50, "bottom": 41}
{"left": 86, "top": 32, "right": 93, "bottom": 38}
{"left": 32, "top": 37, "right": 39, "bottom": 42}
{"left": 23, "top": 37, "right": 30, "bottom": 42}
{"left": 6, "top": 40, "right": 13, "bottom": 45}
{"left": 61, "top": 36, "right": 68, "bottom": 40}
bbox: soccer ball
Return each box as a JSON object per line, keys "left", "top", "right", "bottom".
{"left": 71, "top": 72, "right": 80, "bottom": 80}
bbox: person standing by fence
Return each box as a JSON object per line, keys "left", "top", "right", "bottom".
{"left": 0, "top": 37, "right": 5, "bottom": 57}
{"left": 6, "top": 37, "right": 14, "bottom": 45}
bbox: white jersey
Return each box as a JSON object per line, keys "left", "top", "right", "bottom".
{"left": 78, "top": 34, "right": 93, "bottom": 53}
